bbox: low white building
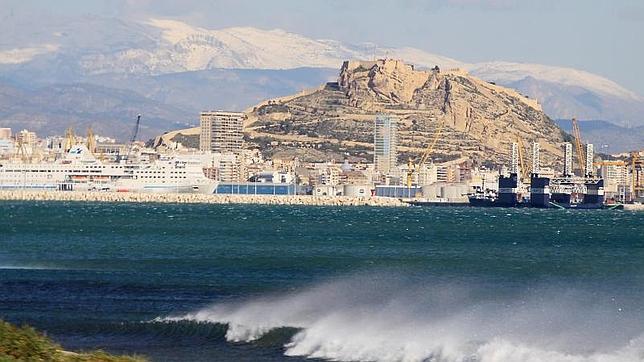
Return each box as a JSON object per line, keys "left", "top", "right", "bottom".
{"left": 313, "top": 185, "right": 342, "bottom": 196}
{"left": 0, "top": 139, "right": 14, "bottom": 156}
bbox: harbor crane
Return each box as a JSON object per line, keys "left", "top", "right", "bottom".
{"left": 571, "top": 118, "right": 586, "bottom": 176}
{"left": 86, "top": 127, "right": 96, "bottom": 154}
{"left": 406, "top": 120, "right": 444, "bottom": 189}
{"left": 125, "top": 114, "right": 142, "bottom": 161}
{"left": 14, "top": 138, "right": 30, "bottom": 163}
{"left": 63, "top": 127, "right": 76, "bottom": 153}
{"left": 515, "top": 136, "right": 530, "bottom": 182}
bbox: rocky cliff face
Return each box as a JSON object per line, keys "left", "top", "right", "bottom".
{"left": 247, "top": 59, "right": 568, "bottom": 166}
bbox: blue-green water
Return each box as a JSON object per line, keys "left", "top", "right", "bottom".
{"left": 1, "top": 201, "right": 643, "bottom": 361}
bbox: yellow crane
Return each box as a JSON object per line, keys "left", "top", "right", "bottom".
{"left": 593, "top": 160, "right": 626, "bottom": 166}
{"left": 571, "top": 118, "right": 585, "bottom": 175}
{"left": 14, "top": 138, "right": 30, "bottom": 163}
{"left": 63, "top": 127, "right": 76, "bottom": 152}
{"left": 406, "top": 120, "right": 444, "bottom": 189}
{"left": 516, "top": 136, "right": 530, "bottom": 182}
{"left": 86, "top": 127, "right": 96, "bottom": 154}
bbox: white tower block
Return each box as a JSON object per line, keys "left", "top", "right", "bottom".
{"left": 563, "top": 143, "right": 573, "bottom": 177}
{"left": 585, "top": 143, "right": 594, "bottom": 177}
{"left": 532, "top": 142, "right": 540, "bottom": 176}
{"left": 510, "top": 142, "right": 519, "bottom": 175}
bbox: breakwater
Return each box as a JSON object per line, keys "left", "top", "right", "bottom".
{"left": 0, "top": 190, "right": 407, "bottom": 207}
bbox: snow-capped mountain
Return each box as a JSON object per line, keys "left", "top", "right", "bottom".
{"left": 72, "top": 18, "right": 464, "bottom": 75}
{"left": 0, "top": 16, "right": 643, "bottom": 128}
{"left": 71, "top": 18, "right": 637, "bottom": 101}
{"left": 468, "top": 61, "right": 641, "bottom": 102}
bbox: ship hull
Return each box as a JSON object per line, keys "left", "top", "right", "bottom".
{"left": 113, "top": 182, "right": 218, "bottom": 194}
{"left": 468, "top": 196, "right": 499, "bottom": 207}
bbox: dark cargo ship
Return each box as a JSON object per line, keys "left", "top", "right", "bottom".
{"left": 469, "top": 174, "right": 606, "bottom": 209}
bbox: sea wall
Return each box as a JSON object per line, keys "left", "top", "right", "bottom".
{"left": 0, "top": 190, "right": 407, "bottom": 207}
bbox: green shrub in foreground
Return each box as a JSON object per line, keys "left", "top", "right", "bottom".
{"left": 0, "top": 320, "right": 146, "bottom": 362}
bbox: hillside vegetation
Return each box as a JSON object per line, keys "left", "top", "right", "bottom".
{"left": 0, "top": 320, "right": 146, "bottom": 362}
{"left": 247, "top": 59, "right": 568, "bottom": 166}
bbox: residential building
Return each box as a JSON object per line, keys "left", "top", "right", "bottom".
{"left": 0, "top": 139, "right": 14, "bottom": 156}
{"left": 200, "top": 111, "right": 245, "bottom": 153}
{"left": 601, "top": 164, "right": 628, "bottom": 197}
{"left": 374, "top": 114, "right": 397, "bottom": 174}
{"left": 418, "top": 163, "right": 438, "bottom": 185}
{"left": 437, "top": 164, "right": 460, "bottom": 183}
{"left": 0, "top": 128, "right": 11, "bottom": 140}
{"left": 319, "top": 167, "right": 340, "bottom": 186}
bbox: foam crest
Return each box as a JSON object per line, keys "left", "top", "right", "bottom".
{"left": 161, "top": 274, "right": 644, "bottom": 362}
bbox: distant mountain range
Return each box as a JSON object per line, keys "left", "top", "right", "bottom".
{"left": 0, "top": 80, "right": 190, "bottom": 141}
{"left": 555, "top": 120, "right": 644, "bottom": 154}
{"left": 0, "top": 15, "right": 642, "bottom": 146}
{"left": 0, "top": 67, "right": 335, "bottom": 140}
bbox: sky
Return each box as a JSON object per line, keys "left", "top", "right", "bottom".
{"left": 3, "top": 0, "right": 644, "bottom": 95}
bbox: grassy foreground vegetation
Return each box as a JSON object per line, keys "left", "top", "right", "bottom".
{"left": 0, "top": 320, "right": 146, "bottom": 362}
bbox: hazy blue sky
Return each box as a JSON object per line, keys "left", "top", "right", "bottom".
{"left": 4, "top": 0, "right": 644, "bottom": 94}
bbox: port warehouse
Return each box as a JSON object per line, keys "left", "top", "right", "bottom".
{"left": 374, "top": 184, "right": 470, "bottom": 199}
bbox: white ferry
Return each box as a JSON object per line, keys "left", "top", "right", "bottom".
{"left": 111, "top": 157, "right": 218, "bottom": 194}
{"left": 0, "top": 145, "right": 217, "bottom": 194}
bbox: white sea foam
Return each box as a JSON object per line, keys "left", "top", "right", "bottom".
{"left": 161, "top": 274, "right": 644, "bottom": 362}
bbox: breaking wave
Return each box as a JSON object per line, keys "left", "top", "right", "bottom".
{"left": 158, "top": 273, "right": 644, "bottom": 361}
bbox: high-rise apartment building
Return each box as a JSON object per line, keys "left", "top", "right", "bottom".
{"left": 199, "top": 111, "right": 245, "bottom": 153}
{"left": 0, "top": 128, "right": 11, "bottom": 140}
{"left": 585, "top": 143, "right": 594, "bottom": 177}
{"left": 531, "top": 142, "right": 540, "bottom": 175}
{"left": 563, "top": 143, "right": 573, "bottom": 177}
{"left": 374, "top": 114, "right": 398, "bottom": 174}
{"left": 601, "top": 164, "right": 628, "bottom": 196}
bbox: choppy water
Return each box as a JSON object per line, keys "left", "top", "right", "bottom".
{"left": 1, "top": 201, "right": 643, "bottom": 361}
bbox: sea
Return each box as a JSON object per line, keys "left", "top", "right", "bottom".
{"left": 1, "top": 201, "right": 643, "bottom": 362}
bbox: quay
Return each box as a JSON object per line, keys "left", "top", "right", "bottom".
{"left": 0, "top": 190, "right": 407, "bottom": 207}
{"left": 623, "top": 203, "right": 644, "bottom": 211}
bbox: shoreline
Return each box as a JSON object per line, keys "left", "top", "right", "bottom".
{"left": 623, "top": 203, "right": 644, "bottom": 211}
{"left": 0, "top": 190, "right": 408, "bottom": 207}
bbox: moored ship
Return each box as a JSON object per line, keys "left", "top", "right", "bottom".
{"left": 0, "top": 145, "right": 217, "bottom": 194}
{"left": 468, "top": 140, "right": 607, "bottom": 209}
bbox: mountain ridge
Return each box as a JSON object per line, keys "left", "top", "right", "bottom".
{"left": 0, "top": 80, "right": 190, "bottom": 140}
{"left": 0, "top": 15, "right": 643, "bottom": 140}
{"left": 1, "top": 16, "right": 641, "bottom": 128}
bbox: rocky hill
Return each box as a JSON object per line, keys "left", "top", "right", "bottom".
{"left": 247, "top": 59, "right": 569, "bottom": 166}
